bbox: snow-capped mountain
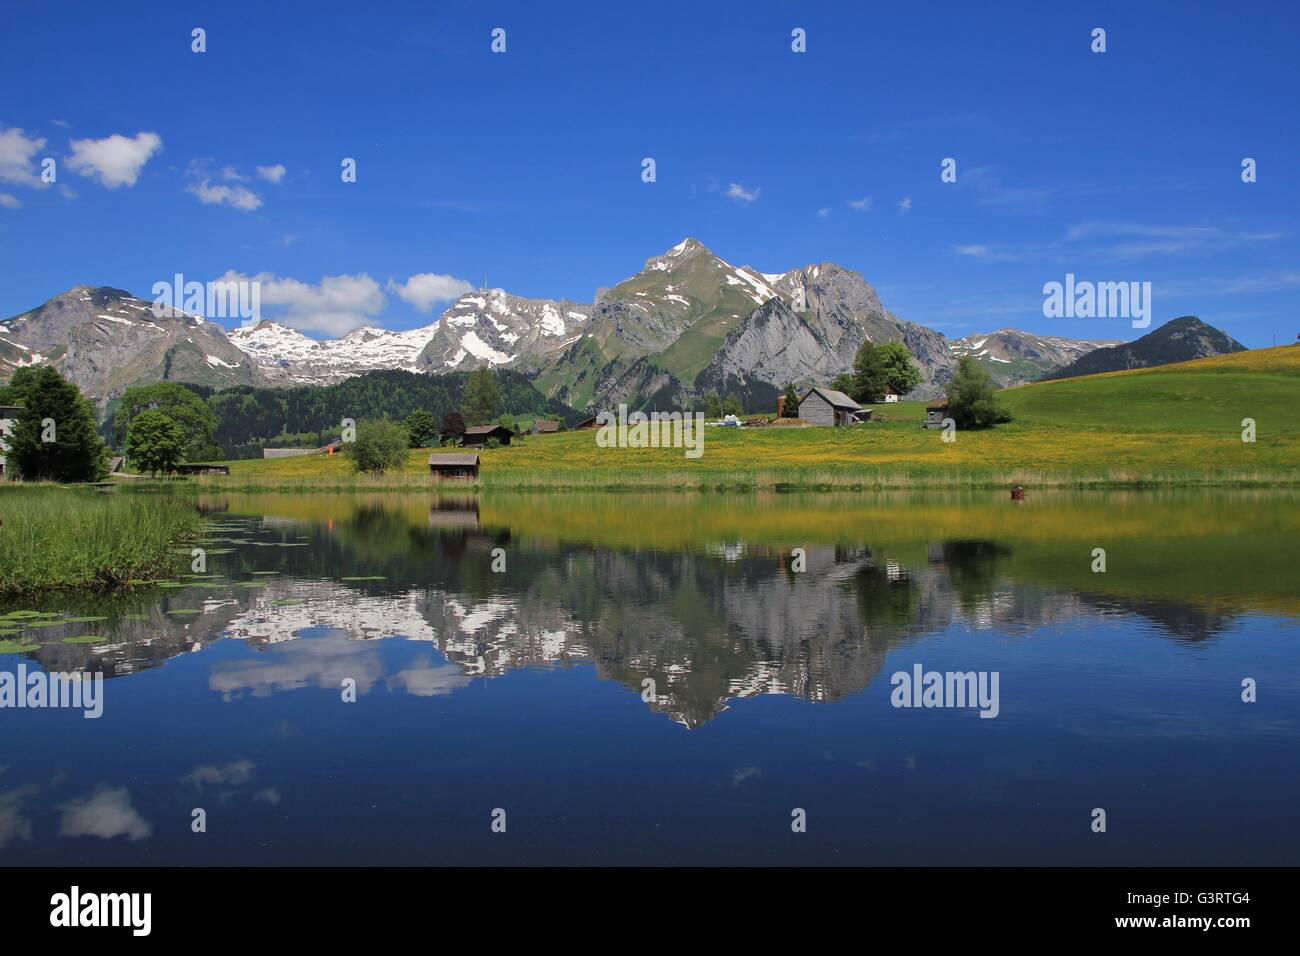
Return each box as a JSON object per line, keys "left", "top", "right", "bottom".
{"left": 0, "top": 245, "right": 1146, "bottom": 413}
{"left": 0, "top": 285, "right": 257, "bottom": 408}
{"left": 412, "top": 288, "right": 592, "bottom": 374}
{"left": 948, "top": 328, "right": 1123, "bottom": 386}
{"left": 229, "top": 319, "right": 440, "bottom": 386}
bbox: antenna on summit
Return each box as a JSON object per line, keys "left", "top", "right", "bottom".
{"left": 482, "top": 274, "right": 488, "bottom": 293}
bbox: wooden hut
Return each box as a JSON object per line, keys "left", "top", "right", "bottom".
{"left": 574, "top": 416, "right": 598, "bottom": 430}
{"left": 461, "top": 424, "right": 513, "bottom": 447}
{"left": 924, "top": 398, "right": 951, "bottom": 428}
{"left": 531, "top": 419, "right": 560, "bottom": 435}
{"left": 428, "top": 452, "right": 480, "bottom": 479}
{"left": 797, "top": 386, "right": 863, "bottom": 426}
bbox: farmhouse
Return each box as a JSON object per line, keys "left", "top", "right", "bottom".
{"left": 461, "top": 424, "right": 513, "bottom": 447}
{"left": 798, "top": 386, "right": 863, "bottom": 427}
{"left": 428, "top": 452, "right": 480, "bottom": 479}
{"left": 883, "top": 385, "right": 901, "bottom": 403}
{"left": 924, "top": 398, "right": 951, "bottom": 428}
{"left": 531, "top": 419, "right": 560, "bottom": 434}
{"left": 0, "top": 404, "right": 20, "bottom": 477}
{"left": 574, "top": 416, "right": 598, "bottom": 429}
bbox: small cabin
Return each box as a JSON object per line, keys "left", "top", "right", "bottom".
{"left": 798, "top": 386, "right": 863, "bottom": 427}
{"left": 531, "top": 419, "right": 560, "bottom": 435}
{"left": 428, "top": 452, "right": 480, "bottom": 479}
{"left": 574, "top": 416, "right": 598, "bottom": 430}
{"left": 882, "top": 385, "right": 901, "bottom": 403}
{"left": 461, "top": 424, "right": 513, "bottom": 447}
{"left": 924, "top": 399, "right": 951, "bottom": 428}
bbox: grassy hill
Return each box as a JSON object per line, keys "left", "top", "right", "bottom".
{"left": 196, "top": 346, "right": 1300, "bottom": 490}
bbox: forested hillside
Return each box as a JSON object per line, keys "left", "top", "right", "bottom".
{"left": 104, "top": 369, "right": 582, "bottom": 459}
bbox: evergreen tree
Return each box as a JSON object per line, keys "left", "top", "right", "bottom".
{"left": 1, "top": 366, "right": 106, "bottom": 482}
{"left": 722, "top": 393, "right": 743, "bottom": 417}
{"left": 845, "top": 341, "right": 890, "bottom": 403}
{"left": 403, "top": 409, "right": 438, "bottom": 448}
{"left": 782, "top": 382, "right": 800, "bottom": 416}
{"left": 462, "top": 367, "right": 503, "bottom": 424}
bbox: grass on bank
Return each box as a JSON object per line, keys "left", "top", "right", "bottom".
{"left": 191, "top": 345, "right": 1300, "bottom": 491}
{"left": 0, "top": 486, "right": 201, "bottom": 595}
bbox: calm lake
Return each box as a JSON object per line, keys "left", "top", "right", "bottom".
{"left": 2, "top": 489, "right": 1297, "bottom": 865}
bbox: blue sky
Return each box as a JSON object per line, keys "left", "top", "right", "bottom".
{"left": 1, "top": 0, "right": 1296, "bottom": 346}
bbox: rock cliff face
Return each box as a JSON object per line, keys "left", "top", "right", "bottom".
{"left": 0, "top": 285, "right": 258, "bottom": 409}
{"left": 413, "top": 288, "right": 591, "bottom": 375}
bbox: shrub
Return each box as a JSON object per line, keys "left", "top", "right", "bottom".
{"left": 948, "top": 357, "right": 1013, "bottom": 429}
{"left": 347, "top": 419, "right": 409, "bottom": 474}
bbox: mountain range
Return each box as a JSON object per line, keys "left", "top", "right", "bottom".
{"left": 0, "top": 239, "right": 1239, "bottom": 414}
{"left": 1040, "top": 316, "right": 1247, "bottom": 380}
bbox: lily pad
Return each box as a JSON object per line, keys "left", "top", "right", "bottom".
{"left": 0, "top": 640, "right": 39, "bottom": 653}
{"left": 62, "top": 635, "right": 107, "bottom": 644}
{"left": 166, "top": 609, "right": 203, "bottom": 615}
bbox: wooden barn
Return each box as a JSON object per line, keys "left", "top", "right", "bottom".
{"left": 798, "top": 386, "right": 864, "bottom": 426}
{"left": 428, "top": 452, "right": 480, "bottom": 479}
{"left": 461, "top": 424, "right": 513, "bottom": 447}
{"left": 574, "top": 416, "right": 598, "bottom": 430}
{"left": 531, "top": 419, "right": 560, "bottom": 435}
{"left": 924, "top": 398, "right": 951, "bottom": 428}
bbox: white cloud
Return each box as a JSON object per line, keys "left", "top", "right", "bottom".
{"left": 0, "top": 193, "right": 20, "bottom": 209}
{"left": 386, "top": 273, "right": 474, "bottom": 312}
{"left": 726, "top": 182, "right": 760, "bottom": 204}
{"left": 219, "top": 270, "right": 386, "bottom": 335}
{"left": 817, "top": 207, "right": 829, "bottom": 218}
{"left": 257, "top": 164, "right": 286, "bottom": 184}
{"left": 66, "top": 131, "right": 161, "bottom": 188}
{"left": 188, "top": 179, "right": 263, "bottom": 211}
{"left": 0, "top": 127, "right": 47, "bottom": 187}
{"left": 848, "top": 196, "right": 873, "bottom": 212}
{"left": 185, "top": 760, "right": 256, "bottom": 788}
{"left": 58, "top": 786, "right": 151, "bottom": 841}
{"left": 898, "top": 196, "right": 912, "bottom": 213}
{"left": 220, "top": 165, "right": 246, "bottom": 181}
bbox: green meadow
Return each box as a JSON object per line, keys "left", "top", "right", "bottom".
{"left": 196, "top": 345, "right": 1300, "bottom": 491}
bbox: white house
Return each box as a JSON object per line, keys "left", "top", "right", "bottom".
{"left": 0, "top": 405, "right": 20, "bottom": 477}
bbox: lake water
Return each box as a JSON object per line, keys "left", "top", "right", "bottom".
{"left": 1, "top": 489, "right": 1297, "bottom": 865}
